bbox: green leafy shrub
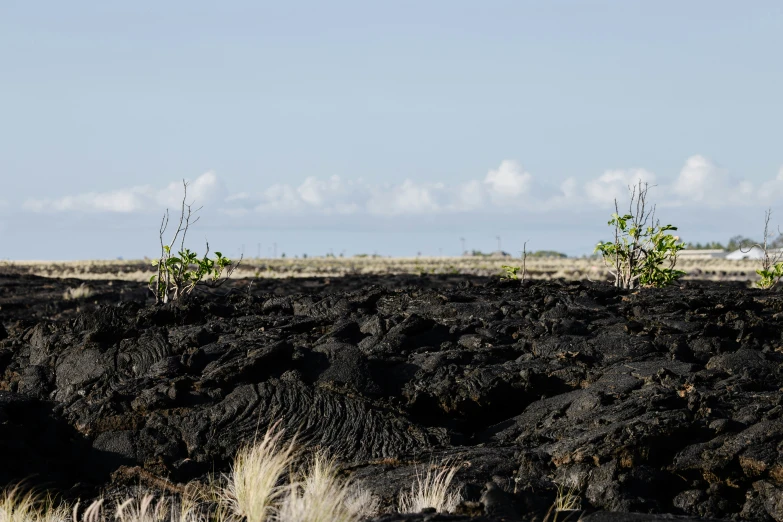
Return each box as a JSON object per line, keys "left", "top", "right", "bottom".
{"left": 149, "top": 181, "right": 240, "bottom": 303}
{"left": 150, "top": 246, "right": 234, "bottom": 303}
{"left": 499, "top": 241, "right": 529, "bottom": 282}
{"left": 500, "top": 265, "right": 522, "bottom": 280}
{"left": 748, "top": 209, "right": 783, "bottom": 289}
{"left": 757, "top": 263, "right": 783, "bottom": 290}
{"left": 594, "top": 181, "right": 685, "bottom": 289}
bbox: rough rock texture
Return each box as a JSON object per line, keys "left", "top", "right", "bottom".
{"left": 1, "top": 273, "right": 782, "bottom": 521}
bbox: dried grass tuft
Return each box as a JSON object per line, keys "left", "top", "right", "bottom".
{"left": 63, "top": 284, "right": 93, "bottom": 300}
{"left": 1, "top": 422, "right": 392, "bottom": 522}
{"left": 222, "top": 423, "right": 296, "bottom": 522}
{"left": 397, "top": 462, "right": 462, "bottom": 514}
{"left": 554, "top": 483, "right": 581, "bottom": 512}
{"left": 275, "top": 453, "right": 372, "bottom": 522}
{"left": 0, "top": 486, "right": 69, "bottom": 522}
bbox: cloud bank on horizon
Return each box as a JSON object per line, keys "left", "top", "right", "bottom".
{"left": 20, "top": 155, "right": 783, "bottom": 218}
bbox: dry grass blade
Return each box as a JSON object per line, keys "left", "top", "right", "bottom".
{"left": 170, "top": 483, "right": 212, "bottom": 522}
{"left": 72, "top": 498, "right": 104, "bottom": 522}
{"left": 397, "top": 462, "right": 462, "bottom": 514}
{"left": 114, "top": 495, "right": 167, "bottom": 522}
{"left": 554, "top": 483, "right": 581, "bottom": 512}
{"left": 223, "top": 423, "right": 296, "bottom": 522}
{"left": 543, "top": 503, "right": 584, "bottom": 522}
{"left": 62, "top": 283, "right": 93, "bottom": 301}
{"left": 196, "top": 476, "right": 235, "bottom": 522}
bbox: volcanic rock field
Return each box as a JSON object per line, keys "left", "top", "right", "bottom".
{"left": 2, "top": 271, "right": 783, "bottom": 521}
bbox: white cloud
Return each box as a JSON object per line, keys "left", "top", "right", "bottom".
{"left": 156, "top": 171, "right": 225, "bottom": 209}
{"left": 484, "top": 160, "right": 532, "bottom": 202}
{"left": 451, "top": 179, "right": 485, "bottom": 211}
{"left": 559, "top": 177, "right": 579, "bottom": 200}
{"left": 243, "top": 161, "right": 536, "bottom": 216}
{"left": 255, "top": 183, "right": 305, "bottom": 213}
{"left": 668, "top": 155, "right": 756, "bottom": 207}
{"left": 671, "top": 155, "right": 726, "bottom": 203}
{"left": 23, "top": 187, "right": 151, "bottom": 213}
{"left": 251, "top": 175, "right": 364, "bottom": 215}
{"left": 758, "top": 166, "right": 783, "bottom": 203}
{"left": 23, "top": 172, "right": 221, "bottom": 214}
{"left": 542, "top": 177, "right": 580, "bottom": 209}
{"left": 367, "top": 180, "right": 442, "bottom": 216}
{"left": 584, "top": 168, "right": 657, "bottom": 206}
{"left": 17, "top": 158, "right": 783, "bottom": 219}
{"left": 243, "top": 161, "right": 535, "bottom": 216}
{"left": 297, "top": 176, "right": 340, "bottom": 206}
{"left": 296, "top": 176, "right": 362, "bottom": 214}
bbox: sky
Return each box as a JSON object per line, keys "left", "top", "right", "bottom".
{"left": 1, "top": 1, "right": 782, "bottom": 260}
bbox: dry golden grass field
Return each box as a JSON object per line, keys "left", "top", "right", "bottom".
{"left": 0, "top": 256, "right": 765, "bottom": 285}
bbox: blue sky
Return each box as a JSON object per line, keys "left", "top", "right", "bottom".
{"left": 1, "top": 1, "right": 782, "bottom": 259}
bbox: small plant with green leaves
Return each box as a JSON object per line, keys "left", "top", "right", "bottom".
{"left": 744, "top": 209, "right": 783, "bottom": 289}
{"left": 594, "top": 181, "right": 685, "bottom": 289}
{"left": 500, "top": 241, "right": 529, "bottom": 282}
{"left": 149, "top": 180, "right": 241, "bottom": 303}
{"left": 500, "top": 265, "right": 522, "bottom": 280}
{"left": 758, "top": 263, "right": 783, "bottom": 290}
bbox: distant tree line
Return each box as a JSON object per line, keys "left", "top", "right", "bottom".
{"left": 468, "top": 249, "right": 567, "bottom": 258}
{"left": 687, "top": 235, "right": 783, "bottom": 251}
{"left": 526, "top": 250, "right": 568, "bottom": 259}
